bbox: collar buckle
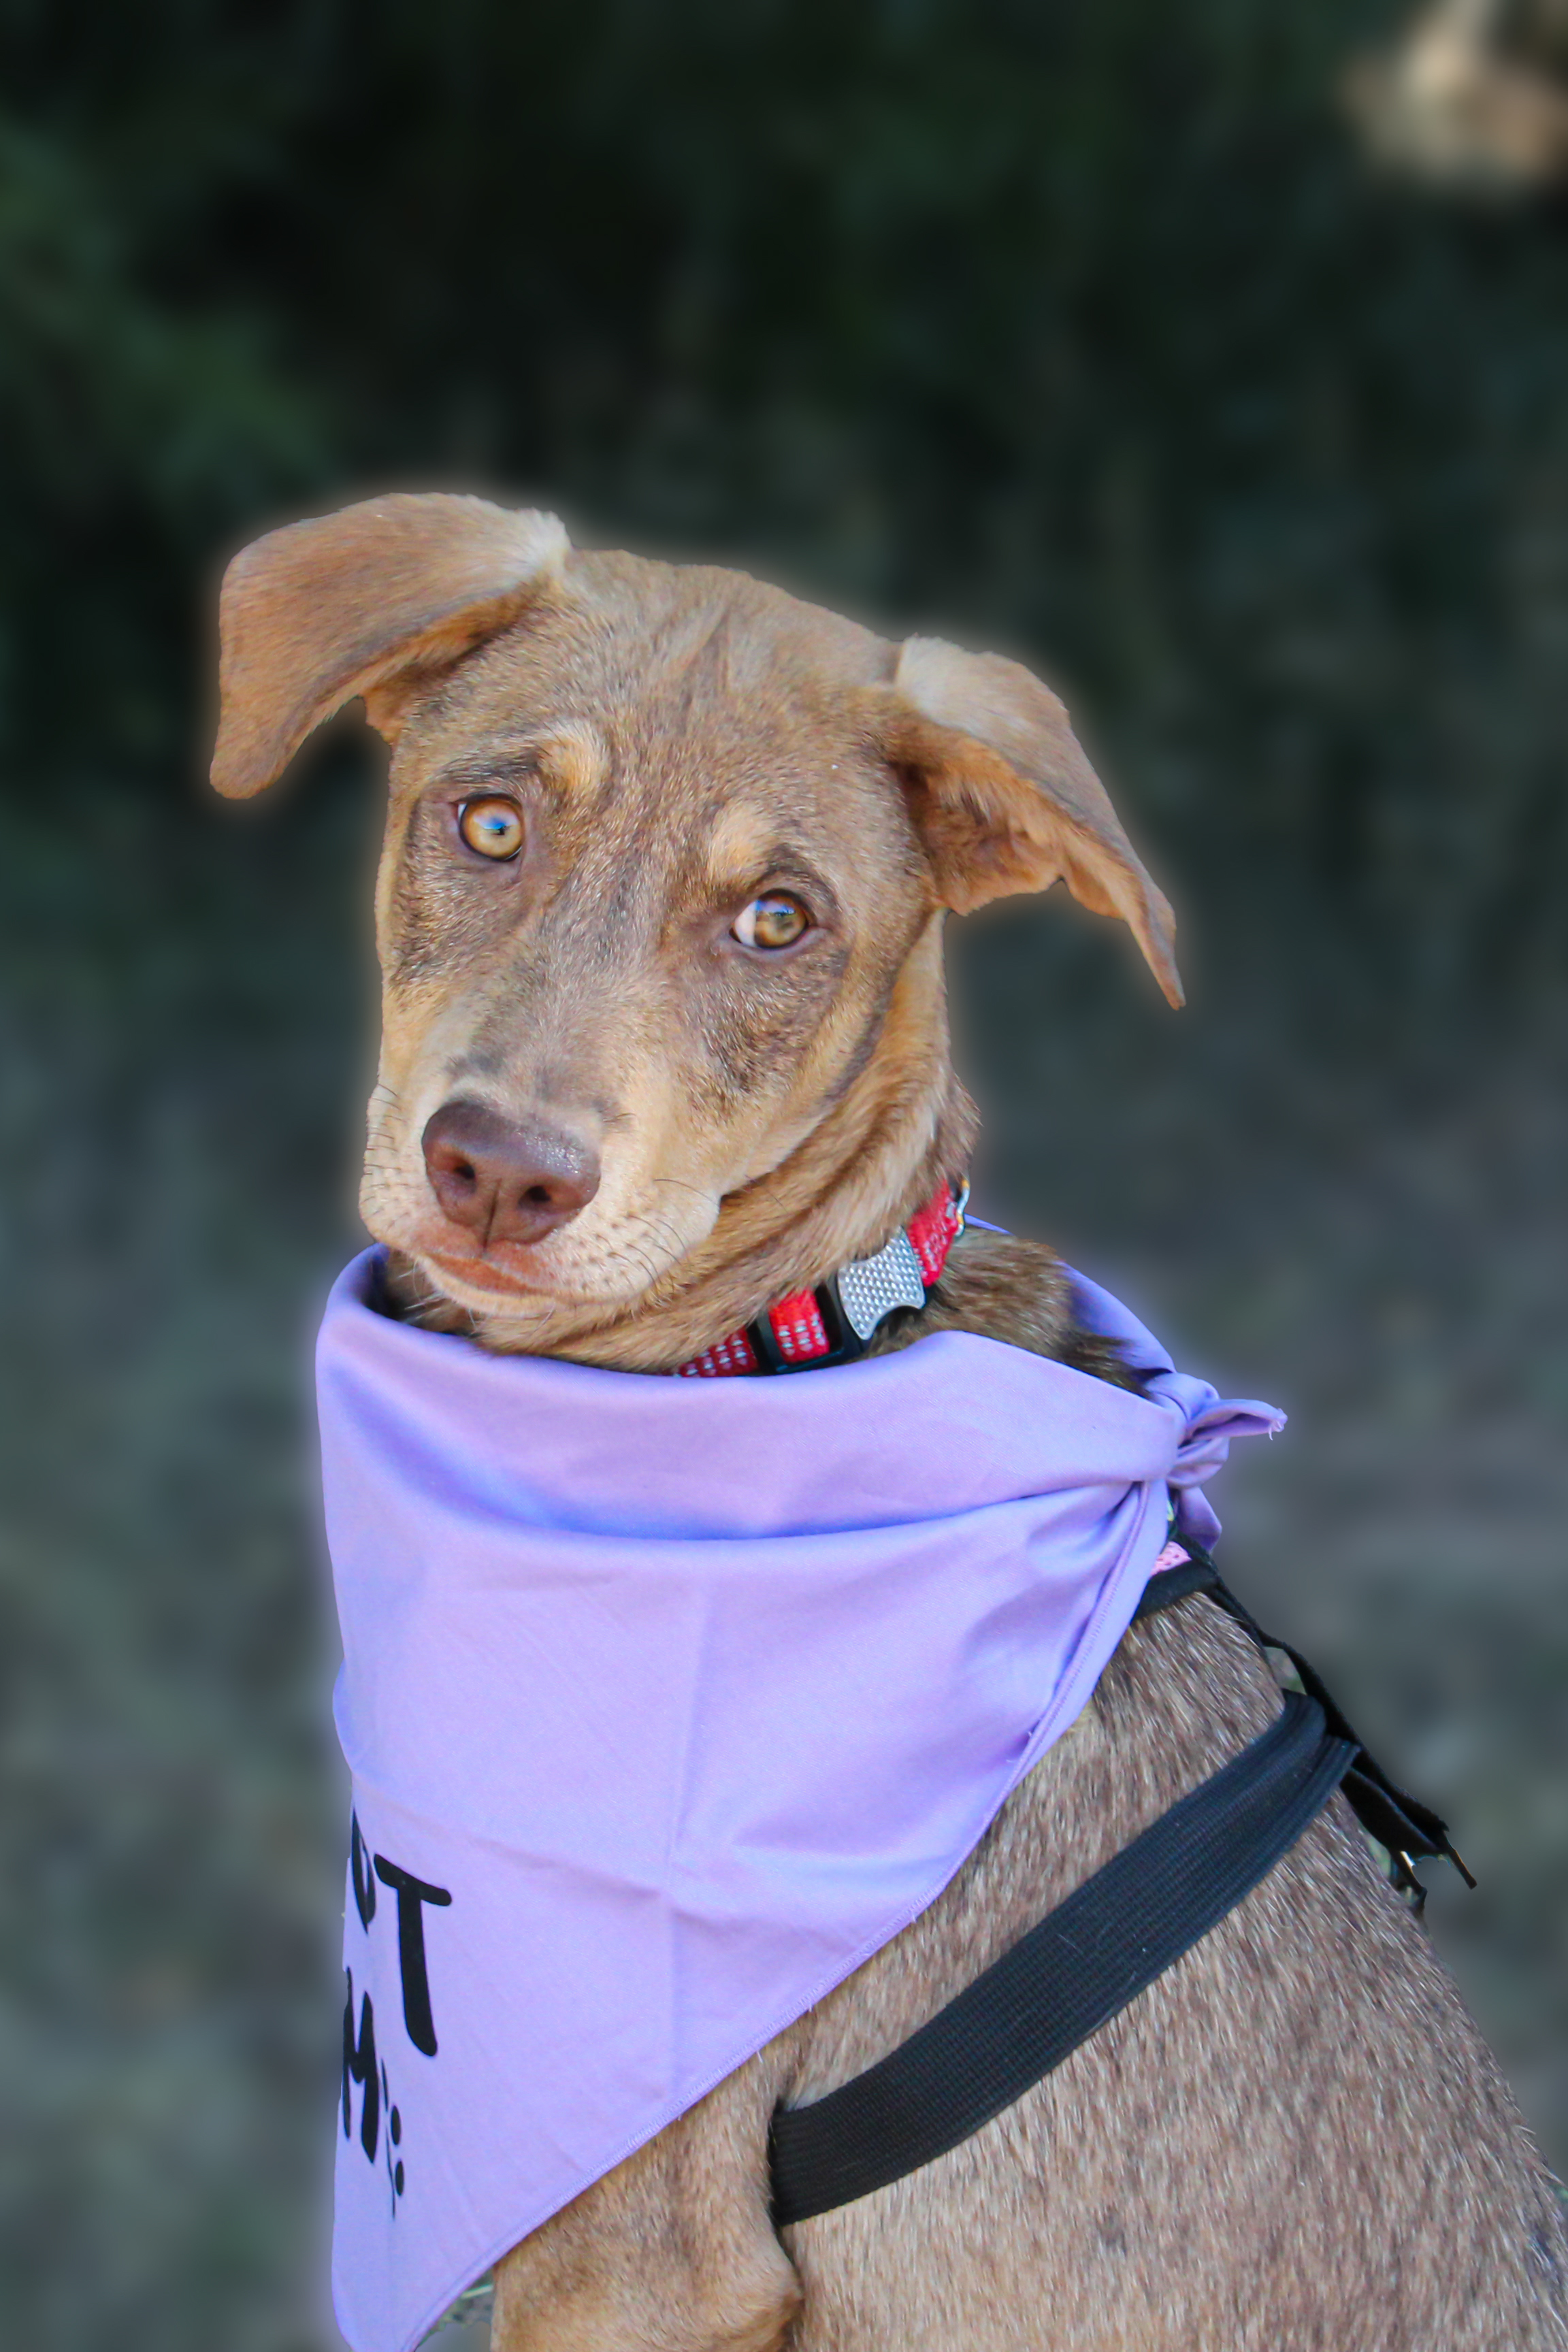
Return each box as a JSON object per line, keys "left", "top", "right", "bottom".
{"left": 681, "top": 1178, "right": 968, "bottom": 1379}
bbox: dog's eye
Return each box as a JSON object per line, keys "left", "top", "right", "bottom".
{"left": 732, "top": 892, "right": 810, "bottom": 951}
{"left": 458, "top": 797, "right": 525, "bottom": 860}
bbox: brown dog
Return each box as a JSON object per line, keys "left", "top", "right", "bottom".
{"left": 214, "top": 494, "right": 1566, "bottom": 2351}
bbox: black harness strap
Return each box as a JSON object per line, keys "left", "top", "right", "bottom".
{"left": 769, "top": 1684, "right": 1355, "bottom": 2226}
{"left": 1136, "top": 1546, "right": 1473, "bottom": 1898}
{"left": 769, "top": 1547, "right": 1473, "bottom": 2230}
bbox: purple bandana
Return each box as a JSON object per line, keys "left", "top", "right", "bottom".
{"left": 318, "top": 1245, "right": 1283, "bottom": 2352}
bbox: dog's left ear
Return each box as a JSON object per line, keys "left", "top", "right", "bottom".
{"left": 887, "top": 636, "right": 1182, "bottom": 1007}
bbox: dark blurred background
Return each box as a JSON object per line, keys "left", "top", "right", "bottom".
{"left": 2, "top": 3, "right": 1566, "bottom": 2345}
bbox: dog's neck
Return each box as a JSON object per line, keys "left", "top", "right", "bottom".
{"left": 387, "top": 951, "right": 977, "bottom": 1374}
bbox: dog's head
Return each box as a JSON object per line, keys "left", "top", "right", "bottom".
{"left": 212, "top": 494, "right": 1179, "bottom": 1352}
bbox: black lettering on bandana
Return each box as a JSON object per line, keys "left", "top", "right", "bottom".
{"left": 342, "top": 1974, "right": 379, "bottom": 2159}
{"left": 373, "top": 1856, "right": 452, "bottom": 2056}
{"left": 350, "top": 1814, "right": 377, "bottom": 1929}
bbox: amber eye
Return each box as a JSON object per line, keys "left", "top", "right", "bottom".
{"left": 457, "top": 796, "right": 525, "bottom": 860}
{"left": 732, "top": 892, "right": 811, "bottom": 951}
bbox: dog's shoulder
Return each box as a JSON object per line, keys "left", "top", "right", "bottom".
{"left": 868, "top": 1226, "right": 1144, "bottom": 1390}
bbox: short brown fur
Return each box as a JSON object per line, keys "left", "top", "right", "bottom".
{"left": 214, "top": 495, "right": 1567, "bottom": 2349}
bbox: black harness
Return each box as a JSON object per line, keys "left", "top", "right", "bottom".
{"left": 769, "top": 1546, "right": 1471, "bottom": 2228}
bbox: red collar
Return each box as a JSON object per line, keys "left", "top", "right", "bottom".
{"left": 676, "top": 1181, "right": 968, "bottom": 1378}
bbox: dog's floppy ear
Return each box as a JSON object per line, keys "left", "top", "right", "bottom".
{"left": 888, "top": 635, "right": 1182, "bottom": 1007}
{"left": 211, "top": 493, "right": 570, "bottom": 799}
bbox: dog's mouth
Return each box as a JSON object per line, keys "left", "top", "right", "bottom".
{"left": 423, "top": 1244, "right": 543, "bottom": 1286}
{"left": 416, "top": 1241, "right": 575, "bottom": 1304}
{"left": 395, "top": 1201, "right": 714, "bottom": 1320}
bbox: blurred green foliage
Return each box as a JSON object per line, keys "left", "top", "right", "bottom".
{"left": 2, "top": 0, "right": 1567, "bottom": 1008}
{"left": 1, "top": 5, "right": 1567, "bottom": 2348}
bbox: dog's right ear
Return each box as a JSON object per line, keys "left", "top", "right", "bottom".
{"left": 210, "top": 493, "right": 570, "bottom": 799}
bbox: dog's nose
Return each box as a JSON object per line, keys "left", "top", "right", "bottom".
{"left": 421, "top": 1100, "right": 600, "bottom": 1245}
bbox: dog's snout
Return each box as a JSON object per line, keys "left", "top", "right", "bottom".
{"left": 421, "top": 1100, "right": 601, "bottom": 1246}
